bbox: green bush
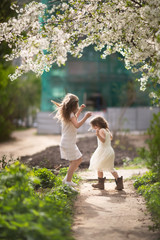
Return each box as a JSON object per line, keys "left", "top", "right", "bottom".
{"left": 145, "top": 112, "right": 160, "bottom": 176}
{"left": 122, "top": 156, "right": 146, "bottom": 168}
{"left": 0, "top": 155, "right": 16, "bottom": 169}
{"left": 0, "top": 68, "right": 41, "bottom": 142}
{"left": 133, "top": 113, "right": 160, "bottom": 231}
{"left": 0, "top": 64, "right": 17, "bottom": 141}
{"left": 134, "top": 171, "right": 158, "bottom": 189}
{"left": 33, "top": 167, "right": 80, "bottom": 190}
{"left": 143, "top": 182, "right": 160, "bottom": 230}
{"left": 0, "top": 161, "right": 77, "bottom": 240}
{"left": 33, "top": 167, "right": 56, "bottom": 189}
{"left": 134, "top": 171, "right": 160, "bottom": 230}
{"left": 58, "top": 167, "right": 80, "bottom": 184}
{"left": 59, "top": 167, "right": 69, "bottom": 177}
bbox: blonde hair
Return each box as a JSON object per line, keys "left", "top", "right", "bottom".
{"left": 51, "top": 93, "right": 79, "bottom": 122}
{"left": 90, "top": 116, "right": 109, "bottom": 129}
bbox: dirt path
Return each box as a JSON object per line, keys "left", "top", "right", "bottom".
{"left": 0, "top": 128, "right": 93, "bottom": 161}
{"left": 73, "top": 169, "right": 160, "bottom": 240}
{"left": 0, "top": 128, "right": 61, "bottom": 160}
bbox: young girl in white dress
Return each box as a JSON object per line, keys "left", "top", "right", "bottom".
{"left": 51, "top": 93, "right": 92, "bottom": 191}
{"left": 89, "top": 116, "right": 124, "bottom": 190}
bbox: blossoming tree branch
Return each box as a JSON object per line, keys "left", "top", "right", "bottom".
{"left": 0, "top": 0, "right": 160, "bottom": 102}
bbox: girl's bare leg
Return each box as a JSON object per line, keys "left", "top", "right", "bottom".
{"left": 98, "top": 171, "right": 103, "bottom": 178}
{"left": 111, "top": 171, "right": 119, "bottom": 180}
{"left": 66, "top": 158, "right": 82, "bottom": 182}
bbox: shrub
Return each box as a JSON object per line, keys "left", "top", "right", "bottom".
{"left": 143, "top": 182, "right": 160, "bottom": 230}
{"left": 122, "top": 156, "right": 146, "bottom": 168}
{"left": 134, "top": 171, "right": 158, "bottom": 190}
{"left": 0, "top": 64, "right": 16, "bottom": 141}
{"left": 59, "top": 167, "right": 80, "bottom": 184}
{"left": 133, "top": 113, "right": 160, "bottom": 231}
{"left": 146, "top": 112, "right": 160, "bottom": 176}
{"left": 33, "top": 167, "right": 56, "bottom": 189}
{"left": 0, "top": 161, "right": 77, "bottom": 240}
{"left": 134, "top": 171, "right": 160, "bottom": 230}
{"left": 0, "top": 155, "right": 16, "bottom": 169}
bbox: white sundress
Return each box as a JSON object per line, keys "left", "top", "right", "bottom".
{"left": 60, "top": 112, "right": 82, "bottom": 161}
{"left": 89, "top": 129, "right": 115, "bottom": 172}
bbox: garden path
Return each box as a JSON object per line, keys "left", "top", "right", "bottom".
{"left": 0, "top": 128, "right": 60, "bottom": 160}
{"left": 0, "top": 128, "right": 92, "bottom": 161}
{"left": 73, "top": 169, "right": 160, "bottom": 240}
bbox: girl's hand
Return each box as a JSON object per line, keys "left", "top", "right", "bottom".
{"left": 76, "top": 104, "right": 86, "bottom": 118}
{"left": 80, "top": 104, "right": 86, "bottom": 109}
{"left": 71, "top": 111, "right": 92, "bottom": 129}
{"left": 85, "top": 112, "right": 92, "bottom": 119}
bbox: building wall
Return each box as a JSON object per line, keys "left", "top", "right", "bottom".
{"left": 40, "top": 45, "right": 151, "bottom": 113}
{"left": 37, "top": 107, "right": 159, "bottom": 134}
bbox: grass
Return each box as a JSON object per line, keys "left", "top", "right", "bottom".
{"left": 118, "top": 156, "right": 146, "bottom": 169}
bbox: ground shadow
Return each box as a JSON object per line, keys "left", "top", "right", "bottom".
{"left": 73, "top": 181, "right": 160, "bottom": 240}
{"left": 97, "top": 189, "right": 127, "bottom": 204}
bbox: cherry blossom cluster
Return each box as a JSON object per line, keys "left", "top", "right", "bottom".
{"left": 0, "top": 0, "right": 160, "bottom": 101}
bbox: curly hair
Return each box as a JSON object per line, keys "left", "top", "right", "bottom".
{"left": 90, "top": 116, "right": 109, "bottom": 129}
{"left": 51, "top": 93, "right": 79, "bottom": 122}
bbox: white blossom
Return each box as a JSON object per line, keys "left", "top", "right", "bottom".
{"left": 0, "top": 0, "right": 160, "bottom": 101}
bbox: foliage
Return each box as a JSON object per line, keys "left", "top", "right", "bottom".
{"left": 33, "top": 167, "right": 56, "bottom": 189}
{"left": 0, "top": 155, "right": 16, "bottom": 169}
{"left": 0, "top": 0, "right": 41, "bottom": 141}
{"left": 0, "top": 0, "right": 16, "bottom": 66}
{"left": 134, "top": 171, "right": 160, "bottom": 230}
{"left": 0, "top": 0, "right": 16, "bottom": 23}
{"left": 0, "top": 0, "right": 160, "bottom": 102}
{"left": 138, "top": 112, "right": 160, "bottom": 177}
{"left": 146, "top": 112, "right": 160, "bottom": 176}
{"left": 133, "top": 112, "right": 160, "bottom": 231}
{"left": 0, "top": 68, "right": 41, "bottom": 141}
{"left": 13, "top": 72, "right": 41, "bottom": 128}
{"left": 0, "top": 1, "right": 17, "bottom": 141}
{"left": 0, "top": 64, "right": 17, "bottom": 141}
{"left": 0, "top": 161, "right": 78, "bottom": 240}
{"left": 59, "top": 167, "right": 80, "bottom": 184}
{"left": 134, "top": 171, "right": 158, "bottom": 189}
{"left": 58, "top": 167, "right": 69, "bottom": 177}
{"left": 122, "top": 156, "right": 146, "bottom": 169}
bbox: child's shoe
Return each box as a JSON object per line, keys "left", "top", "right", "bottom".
{"left": 115, "top": 176, "right": 124, "bottom": 190}
{"left": 92, "top": 177, "right": 106, "bottom": 190}
{"left": 70, "top": 181, "right": 77, "bottom": 187}
{"left": 62, "top": 175, "right": 77, "bottom": 187}
{"left": 65, "top": 181, "right": 78, "bottom": 192}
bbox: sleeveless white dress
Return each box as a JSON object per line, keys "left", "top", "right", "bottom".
{"left": 60, "top": 112, "right": 82, "bottom": 161}
{"left": 89, "top": 129, "right": 115, "bottom": 172}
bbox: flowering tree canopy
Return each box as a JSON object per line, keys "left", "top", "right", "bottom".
{"left": 0, "top": 0, "right": 160, "bottom": 102}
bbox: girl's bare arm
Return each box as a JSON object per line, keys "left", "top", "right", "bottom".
{"left": 96, "top": 129, "right": 106, "bottom": 143}
{"left": 71, "top": 112, "right": 92, "bottom": 128}
{"left": 76, "top": 104, "right": 86, "bottom": 118}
